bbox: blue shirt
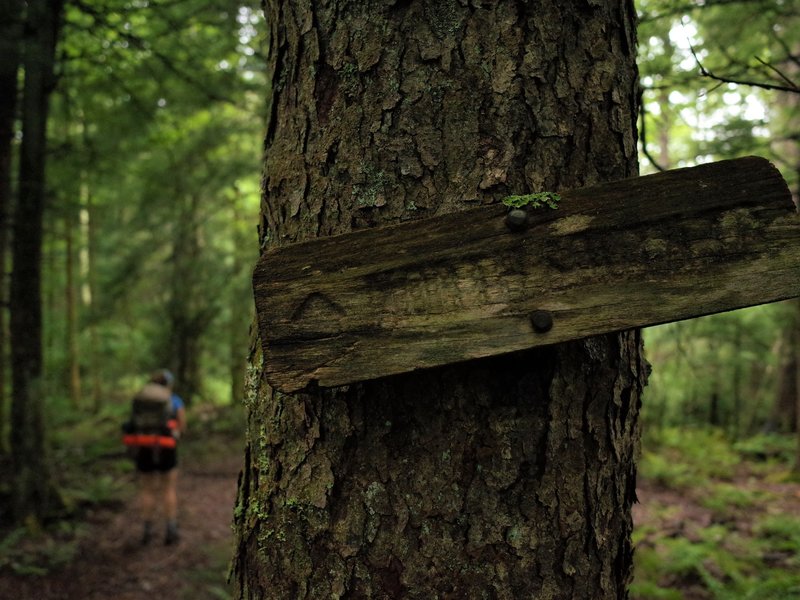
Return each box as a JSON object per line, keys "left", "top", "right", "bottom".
{"left": 171, "top": 394, "right": 184, "bottom": 415}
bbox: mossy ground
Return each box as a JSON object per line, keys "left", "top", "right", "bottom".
{"left": 632, "top": 428, "right": 800, "bottom": 600}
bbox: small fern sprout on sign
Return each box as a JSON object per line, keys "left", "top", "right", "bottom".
{"left": 502, "top": 192, "right": 561, "bottom": 210}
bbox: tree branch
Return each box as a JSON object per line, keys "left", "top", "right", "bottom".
{"left": 638, "top": 87, "right": 667, "bottom": 173}
{"left": 769, "top": 31, "right": 800, "bottom": 71}
{"left": 68, "top": 0, "right": 241, "bottom": 106}
{"left": 754, "top": 56, "right": 800, "bottom": 90}
{"left": 689, "top": 42, "right": 800, "bottom": 94}
{"left": 639, "top": 0, "right": 776, "bottom": 24}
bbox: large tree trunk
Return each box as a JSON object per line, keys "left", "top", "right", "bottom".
{"left": 9, "top": 0, "right": 62, "bottom": 522}
{"left": 233, "top": 2, "right": 645, "bottom": 597}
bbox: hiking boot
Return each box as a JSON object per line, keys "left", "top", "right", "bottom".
{"left": 165, "top": 522, "right": 180, "bottom": 545}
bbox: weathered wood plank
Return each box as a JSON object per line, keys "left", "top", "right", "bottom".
{"left": 254, "top": 156, "right": 798, "bottom": 392}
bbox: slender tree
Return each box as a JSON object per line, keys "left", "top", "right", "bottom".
{"left": 9, "top": 0, "right": 63, "bottom": 521}
{"left": 795, "top": 301, "right": 800, "bottom": 471}
{"left": 0, "top": 0, "right": 24, "bottom": 454}
{"left": 233, "top": 1, "right": 646, "bottom": 597}
{"left": 228, "top": 187, "right": 252, "bottom": 406}
{"left": 64, "top": 207, "right": 81, "bottom": 407}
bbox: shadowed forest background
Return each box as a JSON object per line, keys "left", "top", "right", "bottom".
{"left": 0, "top": 0, "right": 799, "bottom": 598}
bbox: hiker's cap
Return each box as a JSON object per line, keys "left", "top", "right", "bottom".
{"left": 150, "top": 368, "right": 175, "bottom": 387}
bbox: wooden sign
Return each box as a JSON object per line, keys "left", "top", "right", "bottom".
{"left": 254, "top": 156, "right": 798, "bottom": 393}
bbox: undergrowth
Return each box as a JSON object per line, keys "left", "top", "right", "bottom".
{"left": 633, "top": 427, "right": 800, "bottom": 599}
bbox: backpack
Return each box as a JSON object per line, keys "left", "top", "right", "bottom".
{"left": 123, "top": 383, "right": 178, "bottom": 450}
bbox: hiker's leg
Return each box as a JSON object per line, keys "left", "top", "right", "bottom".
{"left": 164, "top": 468, "right": 178, "bottom": 521}
{"left": 139, "top": 472, "right": 158, "bottom": 520}
{"left": 164, "top": 468, "right": 180, "bottom": 544}
{"left": 139, "top": 472, "right": 159, "bottom": 543}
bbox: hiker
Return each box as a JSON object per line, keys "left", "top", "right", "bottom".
{"left": 123, "top": 369, "right": 187, "bottom": 545}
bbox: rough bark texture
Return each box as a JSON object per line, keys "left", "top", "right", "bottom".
{"left": 234, "top": 1, "right": 645, "bottom": 597}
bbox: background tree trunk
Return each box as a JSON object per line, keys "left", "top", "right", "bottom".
{"left": 229, "top": 191, "right": 250, "bottom": 407}
{"left": 0, "top": 0, "right": 24, "bottom": 454}
{"left": 767, "top": 56, "right": 800, "bottom": 435}
{"left": 795, "top": 300, "right": 800, "bottom": 471}
{"left": 65, "top": 207, "right": 82, "bottom": 408}
{"left": 9, "top": 0, "right": 62, "bottom": 522}
{"left": 233, "top": 1, "right": 645, "bottom": 597}
{"left": 167, "top": 193, "right": 210, "bottom": 404}
{"left": 770, "top": 318, "right": 798, "bottom": 433}
{"left": 80, "top": 175, "right": 103, "bottom": 412}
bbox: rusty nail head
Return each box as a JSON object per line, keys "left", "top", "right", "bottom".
{"left": 530, "top": 310, "right": 553, "bottom": 333}
{"left": 505, "top": 208, "right": 528, "bottom": 232}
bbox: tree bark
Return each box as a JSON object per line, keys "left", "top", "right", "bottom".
{"left": 9, "top": 0, "right": 62, "bottom": 522}
{"left": 0, "top": 0, "right": 24, "bottom": 454}
{"left": 233, "top": 1, "right": 646, "bottom": 597}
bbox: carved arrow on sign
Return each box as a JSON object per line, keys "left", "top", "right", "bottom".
{"left": 253, "top": 156, "right": 799, "bottom": 393}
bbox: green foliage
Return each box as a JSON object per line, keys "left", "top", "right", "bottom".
{"left": 182, "top": 405, "right": 247, "bottom": 465}
{"left": 634, "top": 428, "right": 800, "bottom": 599}
{"left": 637, "top": 0, "right": 799, "bottom": 196}
{"left": 27, "top": 0, "right": 267, "bottom": 411}
{"left": 629, "top": 580, "right": 683, "bottom": 600}
{"left": 756, "top": 514, "right": 800, "bottom": 553}
{"left": 734, "top": 434, "right": 797, "bottom": 464}
{"left": 0, "top": 522, "right": 87, "bottom": 576}
{"left": 501, "top": 191, "right": 561, "bottom": 210}
{"left": 700, "top": 483, "right": 767, "bottom": 520}
{"left": 642, "top": 302, "right": 790, "bottom": 436}
{"left": 635, "top": 528, "right": 800, "bottom": 599}
{"left": 641, "top": 427, "right": 740, "bottom": 488}
{"left": 60, "top": 475, "right": 128, "bottom": 512}
{"left": 634, "top": 534, "right": 748, "bottom": 597}
{"left": 179, "top": 536, "right": 234, "bottom": 600}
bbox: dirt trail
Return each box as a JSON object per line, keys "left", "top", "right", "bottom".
{"left": 0, "top": 452, "right": 243, "bottom": 600}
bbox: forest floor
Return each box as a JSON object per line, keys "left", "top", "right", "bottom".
{"left": 0, "top": 437, "right": 244, "bottom": 600}
{"left": 1, "top": 426, "right": 799, "bottom": 599}
{"left": 631, "top": 429, "right": 800, "bottom": 599}
{"left": 633, "top": 473, "right": 800, "bottom": 599}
